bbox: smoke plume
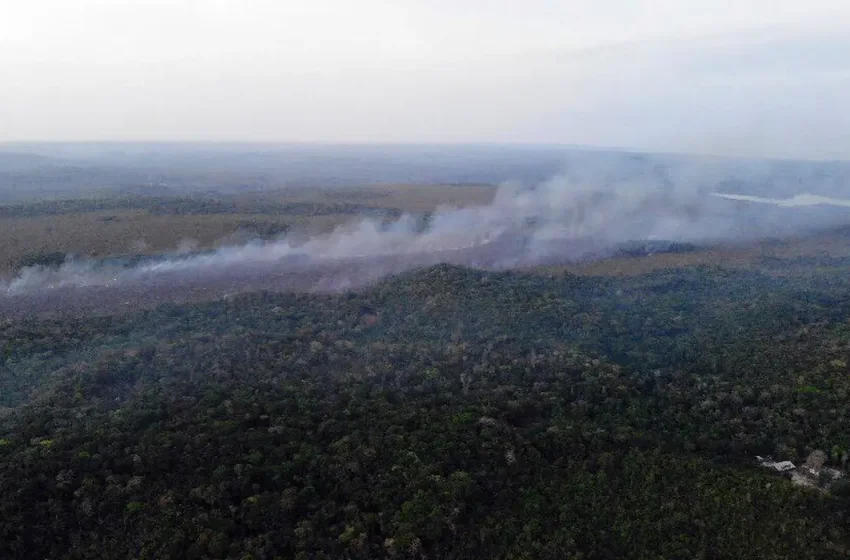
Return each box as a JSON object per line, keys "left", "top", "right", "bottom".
{"left": 2, "top": 167, "right": 850, "bottom": 304}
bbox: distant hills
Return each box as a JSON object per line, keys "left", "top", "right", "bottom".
{"left": 1, "top": 143, "right": 850, "bottom": 203}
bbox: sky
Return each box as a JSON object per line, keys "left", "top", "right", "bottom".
{"left": 1, "top": 0, "right": 849, "bottom": 159}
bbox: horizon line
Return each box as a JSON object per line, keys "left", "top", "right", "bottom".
{"left": 2, "top": 140, "right": 849, "bottom": 164}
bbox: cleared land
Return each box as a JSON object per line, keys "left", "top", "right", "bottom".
{"left": 0, "top": 184, "right": 496, "bottom": 275}
{"left": 3, "top": 182, "right": 850, "bottom": 318}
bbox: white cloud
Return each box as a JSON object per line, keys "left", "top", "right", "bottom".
{"left": 1, "top": 0, "right": 849, "bottom": 158}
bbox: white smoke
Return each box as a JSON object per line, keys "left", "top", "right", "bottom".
{"left": 1, "top": 172, "right": 849, "bottom": 298}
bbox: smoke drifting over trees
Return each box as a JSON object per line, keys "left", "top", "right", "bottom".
{"left": 3, "top": 159, "right": 850, "bottom": 300}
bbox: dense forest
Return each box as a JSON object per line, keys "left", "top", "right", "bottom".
{"left": 2, "top": 263, "right": 850, "bottom": 558}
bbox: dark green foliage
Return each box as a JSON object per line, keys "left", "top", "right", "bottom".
{"left": 15, "top": 250, "right": 67, "bottom": 270}
{"left": 0, "top": 195, "right": 401, "bottom": 220}
{"left": 2, "top": 263, "right": 850, "bottom": 558}
{"left": 236, "top": 220, "right": 290, "bottom": 238}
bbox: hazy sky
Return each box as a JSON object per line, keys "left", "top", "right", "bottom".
{"left": 2, "top": 0, "right": 849, "bottom": 158}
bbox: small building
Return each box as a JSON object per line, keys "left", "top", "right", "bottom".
{"left": 770, "top": 461, "right": 797, "bottom": 473}
{"left": 756, "top": 456, "right": 796, "bottom": 473}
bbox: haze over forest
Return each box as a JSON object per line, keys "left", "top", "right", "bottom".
{"left": 1, "top": 143, "right": 850, "bottom": 303}
{"left": 4, "top": 2, "right": 850, "bottom": 559}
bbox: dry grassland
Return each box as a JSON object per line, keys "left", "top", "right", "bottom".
{"left": 0, "top": 185, "right": 497, "bottom": 274}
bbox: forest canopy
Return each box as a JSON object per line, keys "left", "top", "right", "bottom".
{"left": 1, "top": 260, "right": 850, "bottom": 558}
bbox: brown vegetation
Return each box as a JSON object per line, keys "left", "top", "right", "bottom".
{"left": 0, "top": 184, "right": 497, "bottom": 275}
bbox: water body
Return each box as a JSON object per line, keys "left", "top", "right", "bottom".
{"left": 713, "top": 193, "right": 850, "bottom": 208}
